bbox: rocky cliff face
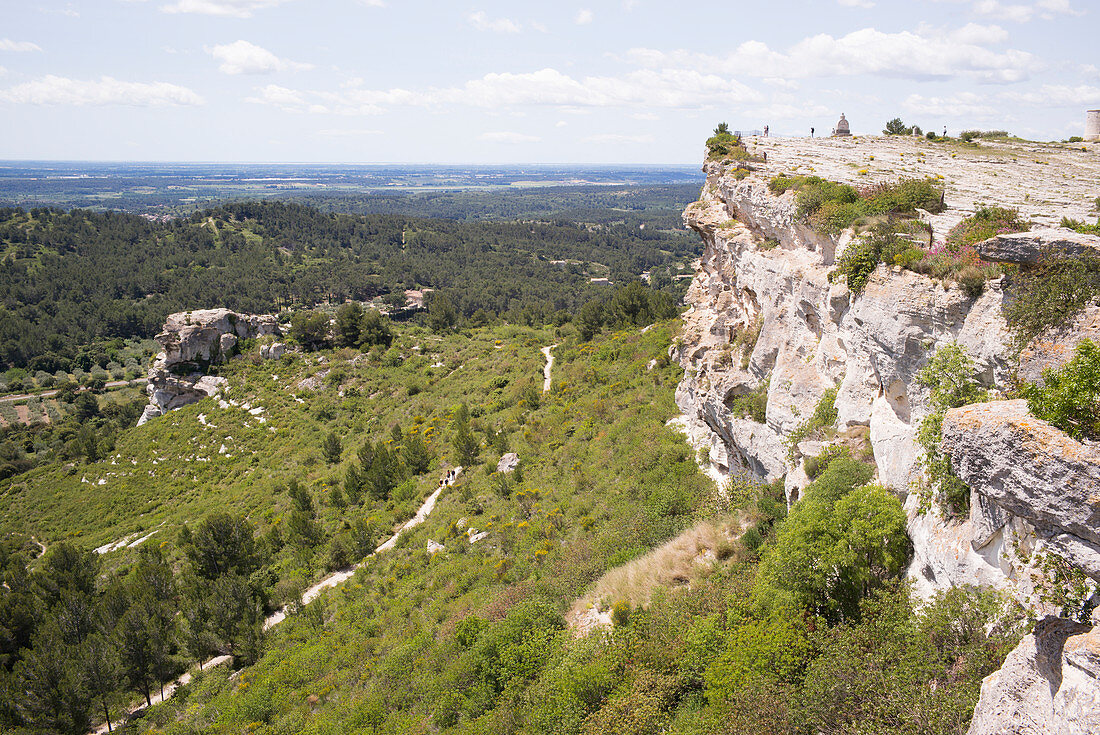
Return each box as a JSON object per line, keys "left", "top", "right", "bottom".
{"left": 137, "top": 308, "right": 279, "bottom": 425}
{"left": 673, "top": 135, "right": 1100, "bottom": 732}
{"left": 675, "top": 136, "right": 1099, "bottom": 600}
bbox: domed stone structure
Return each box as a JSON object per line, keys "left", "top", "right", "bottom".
{"left": 833, "top": 113, "right": 851, "bottom": 137}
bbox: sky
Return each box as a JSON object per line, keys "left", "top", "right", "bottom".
{"left": 1, "top": 0, "right": 1098, "bottom": 163}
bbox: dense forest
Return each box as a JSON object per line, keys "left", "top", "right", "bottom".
{"left": 0, "top": 200, "right": 698, "bottom": 372}
{"left": 289, "top": 183, "right": 701, "bottom": 227}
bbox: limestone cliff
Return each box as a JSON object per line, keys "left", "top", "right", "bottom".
{"left": 137, "top": 308, "right": 280, "bottom": 425}
{"left": 673, "top": 135, "right": 1100, "bottom": 732}
{"left": 675, "top": 135, "right": 1099, "bottom": 598}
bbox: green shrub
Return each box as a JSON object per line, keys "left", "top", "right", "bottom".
{"left": 611, "top": 599, "right": 632, "bottom": 627}
{"left": 1004, "top": 252, "right": 1100, "bottom": 347}
{"left": 804, "top": 445, "right": 849, "bottom": 480}
{"left": 741, "top": 527, "right": 764, "bottom": 553}
{"left": 835, "top": 235, "right": 882, "bottom": 294}
{"left": 786, "top": 387, "right": 838, "bottom": 456}
{"left": 957, "top": 266, "right": 989, "bottom": 298}
{"left": 705, "top": 615, "right": 813, "bottom": 700}
{"left": 811, "top": 200, "right": 865, "bottom": 235}
{"left": 727, "top": 384, "right": 767, "bottom": 424}
{"left": 774, "top": 175, "right": 943, "bottom": 236}
{"left": 915, "top": 343, "right": 987, "bottom": 516}
{"left": 945, "top": 205, "right": 1029, "bottom": 251}
{"left": 1060, "top": 216, "right": 1100, "bottom": 235}
{"left": 795, "top": 178, "right": 859, "bottom": 220}
{"left": 754, "top": 459, "right": 905, "bottom": 621}
{"left": 1021, "top": 339, "right": 1100, "bottom": 440}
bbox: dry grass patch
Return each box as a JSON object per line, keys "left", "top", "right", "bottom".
{"left": 567, "top": 517, "right": 745, "bottom": 635}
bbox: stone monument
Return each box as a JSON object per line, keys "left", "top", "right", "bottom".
{"left": 832, "top": 113, "right": 851, "bottom": 137}
{"left": 1086, "top": 110, "right": 1100, "bottom": 142}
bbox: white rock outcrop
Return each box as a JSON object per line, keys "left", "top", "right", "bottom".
{"left": 675, "top": 159, "right": 1014, "bottom": 590}
{"left": 497, "top": 452, "right": 520, "bottom": 474}
{"left": 138, "top": 309, "right": 279, "bottom": 425}
{"left": 968, "top": 614, "right": 1100, "bottom": 735}
{"left": 941, "top": 400, "right": 1100, "bottom": 581}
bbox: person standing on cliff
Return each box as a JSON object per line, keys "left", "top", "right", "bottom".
{"left": 764, "top": 125, "right": 769, "bottom": 137}
{"left": 810, "top": 127, "right": 815, "bottom": 138}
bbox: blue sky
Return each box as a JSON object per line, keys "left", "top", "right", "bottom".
{"left": 1, "top": 0, "right": 1097, "bottom": 163}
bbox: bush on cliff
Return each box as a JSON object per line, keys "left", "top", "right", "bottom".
{"left": 916, "top": 342, "right": 987, "bottom": 516}
{"left": 1004, "top": 251, "right": 1100, "bottom": 347}
{"left": 753, "top": 458, "right": 908, "bottom": 622}
{"left": 1022, "top": 339, "right": 1100, "bottom": 440}
{"left": 770, "top": 175, "right": 944, "bottom": 236}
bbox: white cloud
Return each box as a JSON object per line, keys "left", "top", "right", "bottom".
{"left": 529, "top": 21, "right": 549, "bottom": 32}
{"left": 0, "top": 75, "right": 204, "bottom": 106}
{"left": 160, "top": 0, "right": 292, "bottom": 18}
{"left": 0, "top": 39, "right": 42, "bottom": 52}
{"left": 253, "top": 67, "right": 763, "bottom": 116}
{"left": 0, "top": 67, "right": 7, "bottom": 77}
{"left": 972, "top": 0, "right": 1034, "bottom": 22}
{"left": 972, "top": 0, "right": 1082, "bottom": 21}
{"left": 1036, "top": 0, "right": 1082, "bottom": 14}
{"left": 555, "top": 120, "right": 568, "bottom": 127}
{"left": 631, "top": 111, "right": 659, "bottom": 120}
{"left": 206, "top": 40, "right": 312, "bottom": 74}
{"left": 838, "top": 0, "right": 875, "bottom": 8}
{"left": 468, "top": 11, "right": 521, "bottom": 33}
{"left": 583, "top": 133, "right": 654, "bottom": 143}
{"left": 948, "top": 22, "right": 1009, "bottom": 44}
{"left": 902, "top": 91, "right": 998, "bottom": 117}
{"left": 41, "top": 4, "right": 80, "bottom": 16}
{"left": 479, "top": 131, "right": 542, "bottom": 143}
{"left": 360, "top": 0, "right": 385, "bottom": 5}
{"left": 317, "top": 128, "right": 383, "bottom": 137}
{"left": 575, "top": 9, "right": 594, "bottom": 24}
{"left": 1000, "top": 84, "right": 1100, "bottom": 106}
{"left": 245, "top": 83, "right": 333, "bottom": 113}
{"left": 624, "top": 25, "right": 1037, "bottom": 83}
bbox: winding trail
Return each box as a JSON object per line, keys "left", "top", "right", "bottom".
{"left": 0, "top": 378, "right": 146, "bottom": 405}
{"left": 541, "top": 344, "right": 557, "bottom": 393}
{"left": 91, "top": 467, "right": 462, "bottom": 734}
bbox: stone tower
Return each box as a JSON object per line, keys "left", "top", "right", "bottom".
{"left": 833, "top": 113, "right": 851, "bottom": 137}
{"left": 1086, "top": 110, "right": 1100, "bottom": 142}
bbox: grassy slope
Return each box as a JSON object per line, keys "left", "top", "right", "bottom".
{"left": 98, "top": 322, "right": 704, "bottom": 733}
{"left": 0, "top": 325, "right": 562, "bottom": 553}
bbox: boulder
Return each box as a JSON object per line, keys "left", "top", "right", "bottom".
{"left": 497, "top": 452, "right": 520, "bottom": 474}
{"left": 941, "top": 400, "right": 1100, "bottom": 558}
{"left": 976, "top": 228, "right": 1100, "bottom": 265}
{"left": 260, "top": 342, "right": 287, "bottom": 360}
{"left": 967, "top": 616, "right": 1091, "bottom": 735}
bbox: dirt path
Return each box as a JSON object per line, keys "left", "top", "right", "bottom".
{"left": 541, "top": 345, "right": 557, "bottom": 393}
{"left": 263, "top": 467, "right": 460, "bottom": 629}
{"left": 0, "top": 378, "right": 146, "bottom": 405}
{"left": 90, "top": 467, "right": 462, "bottom": 734}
